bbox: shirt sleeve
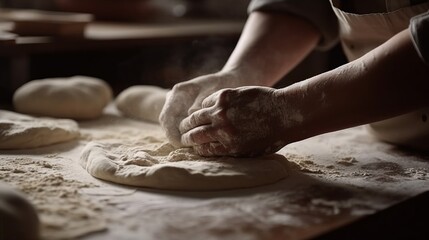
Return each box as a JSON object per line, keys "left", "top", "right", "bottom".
{"left": 248, "top": 0, "right": 339, "bottom": 51}
{"left": 410, "top": 11, "right": 429, "bottom": 65}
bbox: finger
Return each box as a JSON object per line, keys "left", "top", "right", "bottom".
{"left": 201, "top": 91, "right": 221, "bottom": 108}
{"left": 188, "top": 95, "right": 206, "bottom": 115}
{"left": 179, "top": 108, "right": 212, "bottom": 134}
{"left": 194, "top": 142, "right": 229, "bottom": 157}
{"left": 181, "top": 125, "right": 219, "bottom": 146}
{"left": 188, "top": 105, "right": 201, "bottom": 115}
{"left": 160, "top": 117, "right": 183, "bottom": 147}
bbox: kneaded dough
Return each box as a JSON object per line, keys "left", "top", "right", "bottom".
{"left": 0, "top": 110, "right": 79, "bottom": 149}
{"left": 13, "top": 76, "right": 112, "bottom": 120}
{"left": 80, "top": 141, "right": 289, "bottom": 191}
{"left": 115, "top": 85, "right": 168, "bottom": 123}
{"left": 0, "top": 183, "right": 39, "bottom": 240}
{"left": 368, "top": 109, "right": 429, "bottom": 150}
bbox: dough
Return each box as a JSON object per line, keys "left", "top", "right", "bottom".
{"left": 80, "top": 141, "right": 289, "bottom": 191}
{"left": 0, "top": 110, "right": 79, "bottom": 149}
{"left": 0, "top": 183, "right": 39, "bottom": 240}
{"left": 368, "top": 108, "right": 429, "bottom": 150}
{"left": 13, "top": 76, "right": 112, "bottom": 120}
{"left": 115, "top": 85, "right": 168, "bottom": 123}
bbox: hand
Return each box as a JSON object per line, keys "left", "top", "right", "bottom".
{"left": 179, "top": 86, "right": 291, "bottom": 157}
{"left": 159, "top": 72, "right": 243, "bottom": 147}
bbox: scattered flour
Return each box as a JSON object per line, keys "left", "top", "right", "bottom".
{"left": 0, "top": 156, "right": 106, "bottom": 239}
{"left": 1, "top": 111, "right": 429, "bottom": 240}
{"left": 336, "top": 157, "right": 358, "bottom": 166}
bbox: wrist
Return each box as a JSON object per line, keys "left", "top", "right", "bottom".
{"left": 273, "top": 85, "right": 313, "bottom": 144}
{"left": 219, "top": 65, "right": 269, "bottom": 86}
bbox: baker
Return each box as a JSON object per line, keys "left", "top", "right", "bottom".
{"left": 160, "top": 0, "right": 429, "bottom": 157}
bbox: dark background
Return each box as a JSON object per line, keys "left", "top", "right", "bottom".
{"left": 0, "top": 0, "right": 347, "bottom": 106}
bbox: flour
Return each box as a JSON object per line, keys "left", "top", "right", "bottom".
{"left": 2, "top": 110, "right": 429, "bottom": 240}
{"left": 0, "top": 156, "right": 106, "bottom": 239}
{"left": 0, "top": 110, "right": 79, "bottom": 149}
{"left": 336, "top": 157, "right": 358, "bottom": 166}
{"left": 283, "top": 152, "right": 329, "bottom": 174}
{"left": 95, "top": 182, "right": 382, "bottom": 240}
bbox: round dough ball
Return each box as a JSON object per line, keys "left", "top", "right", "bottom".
{"left": 0, "top": 183, "right": 40, "bottom": 240}
{"left": 13, "top": 76, "right": 113, "bottom": 120}
{"left": 115, "top": 85, "right": 168, "bottom": 123}
{"left": 368, "top": 109, "right": 429, "bottom": 150}
{"left": 0, "top": 110, "right": 79, "bottom": 149}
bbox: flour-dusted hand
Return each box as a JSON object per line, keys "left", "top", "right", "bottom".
{"left": 160, "top": 11, "right": 321, "bottom": 148}
{"left": 179, "top": 86, "right": 297, "bottom": 157}
{"left": 159, "top": 72, "right": 244, "bottom": 147}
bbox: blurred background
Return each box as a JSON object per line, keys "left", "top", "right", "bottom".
{"left": 0, "top": 0, "right": 345, "bottom": 106}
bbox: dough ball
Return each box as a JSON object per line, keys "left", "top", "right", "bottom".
{"left": 368, "top": 109, "right": 429, "bottom": 150}
{"left": 115, "top": 85, "right": 168, "bottom": 123}
{"left": 80, "top": 141, "right": 289, "bottom": 191}
{"left": 0, "top": 110, "right": 79, "bottom": 149}
{"left": 13, "top": 76, "right": 113, "bottom": 120}
{"left": 0, "top": 183, "right": 39, "bottom": 240}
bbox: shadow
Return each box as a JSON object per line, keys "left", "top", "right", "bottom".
{"left": 383, "top": 145, "right": 429, "bottom": 162}
{"left": 313, "top": 191, "right": 429, "bottom": 240}
{"left": 0, "top": 139, "right": 81, "bottom": 156}
{"left": 133, "top": 169, "right": 317, "bottom": 199}
{"left": 93, "top": 165, "right": 409, "bottom": 204}
{"left": 78, "top": 113, "right": 159, "bottom": 130}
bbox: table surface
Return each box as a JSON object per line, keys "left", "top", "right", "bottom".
{"left": 0, "top": 19, "right": 245, "bottom": 54}
{"left": 1, "top": 105, "right": 429, "bottom": 240}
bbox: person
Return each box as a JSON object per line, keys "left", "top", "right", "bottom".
{"left": 159, "top": 0, "right": 429, "bottom": 157}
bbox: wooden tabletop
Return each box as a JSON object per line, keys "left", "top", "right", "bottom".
{"left": 0, "top": 19, "right": 245, "bottom": 55}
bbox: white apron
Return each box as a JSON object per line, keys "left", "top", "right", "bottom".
{"left": 330, "top": 0, "right": 429, "bottom": 150}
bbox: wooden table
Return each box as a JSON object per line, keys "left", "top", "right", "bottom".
{"left": 0, "top": 19, "right": 244, "bottom": 90}
{"left": 2, "top": 105, "right": 429, "bottom": 239}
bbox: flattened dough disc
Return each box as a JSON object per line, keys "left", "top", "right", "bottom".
{"left": 80, "top": 141, "right": 289, "bottom": 191}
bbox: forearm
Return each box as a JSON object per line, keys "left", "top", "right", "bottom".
{"left": 278, "top": 28, "right": 429, "bottom": 143}
{"left": 221, "top": 11, "right": 320, "bottom": 87}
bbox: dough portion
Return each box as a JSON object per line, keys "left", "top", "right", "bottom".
{"left": 368, "top": 108, "right": 429, "bottom": 150}
{"left": 80, "top": 141, "right": 289, "bottom": 190}
{"left": 115, "top": 85, "right": 168, "bottom": 123}
{"left": 0, "top": 183, "right": 39, "bottom": 240}
{"left": 0, "top": 110, "right": 79, "bottom": 149}
{"left": 13, "top": 76, "right": 112, "bottom": 120}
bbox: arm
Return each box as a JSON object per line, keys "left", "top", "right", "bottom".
{"left": 280, "top": 28, "right": 429, "bottom": 144}
{"left": 221, "top": 11, "right": 321, "bottom": 86}
{"left": 160, "top": 11, "right": 321, "bottom": 147}
{"left": 180, "top": 28, "right": 429, "bottom": 156}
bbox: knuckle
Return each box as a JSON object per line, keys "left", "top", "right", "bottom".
{"left": 172, "top": 82, "right": 186, "bottom": 91}
{"left": 173, "top": 82, "right": 200, "bottom": 95}
{"left": 219, "top": 88, "right": 233, "bottom": 100}
{"left": 190, "top": 113, "right": 199, "bottom": 126}
{"left": 181, "top": 132, "right": 194, "bottom": 146}
{"left": 187, "top": 132, "right": 197, "bottom": 145}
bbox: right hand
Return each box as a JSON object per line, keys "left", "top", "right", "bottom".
{"left": 159, "top": 72, "right": 243, "bottom": 147}
{"left": 179, "top": 86, "right": 290, "bottom": 157}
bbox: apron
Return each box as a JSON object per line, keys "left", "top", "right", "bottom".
{"left": 330, "top": 0, "right": 429, "bottom": 150}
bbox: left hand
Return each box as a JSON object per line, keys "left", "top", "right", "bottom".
{"left": 179, "top": 86, "right": 290, "bottom": 157}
